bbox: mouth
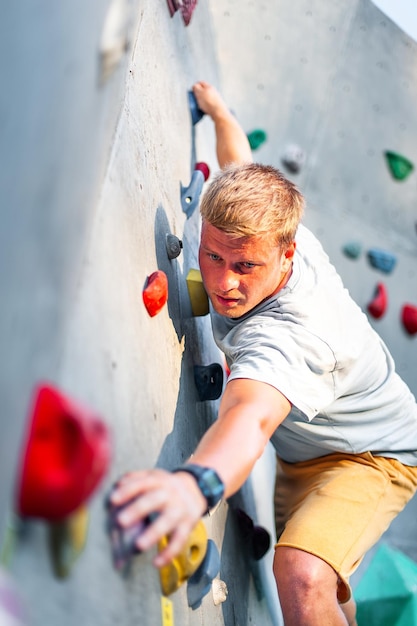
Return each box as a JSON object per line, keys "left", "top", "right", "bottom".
{"left": 215, "top": 294, "right": 241, "bottom": 308}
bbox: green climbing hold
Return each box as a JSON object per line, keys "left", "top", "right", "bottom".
{"left": 342, "top": 241, "right": 362, "bottom": 259}
{"left": 247, "top": 129, "right": 267, "bottom": 151}
{"left": 354, "top": 544, "right": 417, "bottom": 626}
{"left": 384, "top": 151, "right": 414, "bottom": 181}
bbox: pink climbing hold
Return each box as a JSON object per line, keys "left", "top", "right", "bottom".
{"left": 167, "top": 0, "right": 198, "bottom": 26}
{"left": 143, "top": 270, "right": 168, "bottom": 317}
{"left": 401, "top": 304, "right": 417, "bottom": 336}
{"left": 367, "top": 283, "right": 387, "bottom": 319}
{"left": 195, "top": 162, "right": 210, "bottom": 181}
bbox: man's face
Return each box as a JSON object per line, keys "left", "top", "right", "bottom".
{"left": 199, "top": 222, "right": 294, "bottom": 318}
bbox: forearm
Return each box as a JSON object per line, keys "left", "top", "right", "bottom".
{"left": 188, "top": 408, "right": 270, "bottom": 497}
{"left": 214, "top": 111, "right": 253, "bottom": 168}
{"left": 187, "top": 379, "right": 291, "bottom": 498}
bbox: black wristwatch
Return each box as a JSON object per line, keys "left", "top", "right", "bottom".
{"left": 172, "top": 464, "right": 225, "bottom": 511}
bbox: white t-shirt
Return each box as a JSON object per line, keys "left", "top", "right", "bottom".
{"left": 211, "top": 224, "right": 417, "bottom": 465}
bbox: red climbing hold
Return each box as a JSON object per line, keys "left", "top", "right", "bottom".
{"left": 401, "top": 304, "right": 417, "bottom": 336}
{"left": 17, "top": 384, "right": 112, "bottom": 521}
{"left": 143, "top": 270, "right": 168, "bottom": 317}
{"left": 195, "top": 162, "right": 210, "bottom": 181}
{"left": 367, "top": 283, "right": 387, "bottom": 319}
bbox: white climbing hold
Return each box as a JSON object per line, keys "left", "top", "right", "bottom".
{"left": 212, "top": 578, "right": 228, "bottom": 605}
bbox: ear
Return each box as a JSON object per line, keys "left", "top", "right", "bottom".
{"left": 281, "top": 241, "right": 296, "bottom": 271}
{"left": 284, "top": 241, "right": 296, "bottom": 260}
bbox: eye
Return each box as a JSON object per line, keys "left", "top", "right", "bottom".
{"left": 209, "top": 253, "right": 221, "bottom": 261}
{"left": 240, "top": 262, "right": 256, "bottom": 269}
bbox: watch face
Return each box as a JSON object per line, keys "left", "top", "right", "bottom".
{"left": 201, "top": 468, "right": 224, "bottom": 506}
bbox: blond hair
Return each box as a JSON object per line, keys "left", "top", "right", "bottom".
{"left": 200, "top": 163, "right": 304, "bottom": 247}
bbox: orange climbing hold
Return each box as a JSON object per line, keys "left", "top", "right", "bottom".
{"left": 401, "top": 304, "right": 417, "bottom": 336}
{"left": 143, "top": 270, "right": 168, "bottom": 317}
{"left": 367, "top": 283, "right": 387, "bottom": 319}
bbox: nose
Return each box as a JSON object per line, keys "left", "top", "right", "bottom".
{"left": 219, "top": 269, "right": 240, "bottom": 292}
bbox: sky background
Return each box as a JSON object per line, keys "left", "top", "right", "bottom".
{"left": 372, "top": 0, "right": 417, "bottom": 41}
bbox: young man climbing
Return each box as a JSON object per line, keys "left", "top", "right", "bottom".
{"left": 111, "top": 81, "right": 417, "bottom": 626}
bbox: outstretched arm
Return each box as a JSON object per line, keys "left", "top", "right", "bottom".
{"left": 110, "top": 379, "right": 290, "bottom": 567}
{"left": 192, "top": 81, "right": 253, "bottom": 168}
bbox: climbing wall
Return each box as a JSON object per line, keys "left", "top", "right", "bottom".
{"left": 1, "top": 1, "right": 417, "bottom": 625}
{"left": 0, "top": 1, "right": 281, "bottom": 625}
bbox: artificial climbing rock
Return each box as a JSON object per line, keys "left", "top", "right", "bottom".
{"left": 247, "top": 129, "right": 267, "bottom": 151}
{"left": 367, "top": 283, "right": 387, "bottom": 319}
{"left": 159, "top": 520, "right": 208, "bottom": 596}
{"left": 186, "top": 269, "right": 209, "bottom": 316}
{"left": 384, "top": 151, "right": 414, "bottom": 181}
{"left": 367, "top": 248, "right": 397, "bottom": 274}
{"left": 143, "top": 270, "right": 168, "bottom": 317}
{"left": 17, "top": 384, "right": 111, "bottom": 521}
{"left": 193, "top": 364, "right": 224, "bottom": 401}
{"left": 282, "top": 144, "right": 306, "bottom": 174}
{"left": 342, "top": 241, "right": 362, "bottom": 260}
{"left": 401, "top": 304, "right": 417, "bottom": 336}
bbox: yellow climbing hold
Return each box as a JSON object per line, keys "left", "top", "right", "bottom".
{"left": 48, "top": 505, "right": 89, "bottom": 578}
{"left": 186, "top": 269, "right": 209, "bottom": 316}
{"left": 158, "top": 520, "right": 208, "bottom": 596}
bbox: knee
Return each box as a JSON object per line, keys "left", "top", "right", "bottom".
{"left": 274, "top": 546, "right": 338, "bottom": 602}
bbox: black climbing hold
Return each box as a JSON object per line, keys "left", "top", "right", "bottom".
{"left": 193, "top": 364, "right": 224, "bottom": 401}
{"left": 166, "top": 234, "right": 183, "bottom": 260}
{"left": 234, "top": 508, "right": 271, "bottom": 561}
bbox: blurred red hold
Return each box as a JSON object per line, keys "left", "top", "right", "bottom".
{"left": 17, "top": 384, "right": 112, "bottom": 521}
{"left": 143, "top": 270, "right": 168, "bottom": 317}
{"left": 367, "top": 283, "right": 387, "bottom": 319}
{"left": 195, "top": 162, "right": 210, "bottom": 182}
{"left": 402, "top": 304, "right": 417, "bottom": 335}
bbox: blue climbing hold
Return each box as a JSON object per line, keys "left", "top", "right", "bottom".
{"left": 367, "top": 248, "right": 397, "bottom": 274}
{"left": 187, "top": 539, "right": 220, "bottom": 610}
{"left": 188, "top": 91, "right": 205, "bottom": 125}
{"left": 181, "top": 169, "right": 205, "bottom": 218}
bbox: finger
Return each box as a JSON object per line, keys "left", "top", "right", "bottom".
{"left": 153, "top": 525, "right": 193, "bottom": 568}
{"left": 110, "top": 470, "right": 166, "bottom": 505}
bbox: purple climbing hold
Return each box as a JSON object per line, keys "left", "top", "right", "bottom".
{"left": 105, "top": 489, "right": 151, "bottom": 571}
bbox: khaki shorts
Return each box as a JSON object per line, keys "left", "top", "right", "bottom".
{"left": 274, "top": 452, "right": 417, "bottom": 603}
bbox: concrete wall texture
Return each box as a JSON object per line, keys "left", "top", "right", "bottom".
{"left": 0, "top": 0, "right": 416, "bottom": 624}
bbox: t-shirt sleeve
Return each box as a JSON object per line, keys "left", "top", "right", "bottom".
{"left": 226, "top": 321, "right": 337, "bottom": 420}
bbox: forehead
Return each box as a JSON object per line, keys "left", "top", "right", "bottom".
{"left": 200, "top": 222, "right": 275, "bottom": 256}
